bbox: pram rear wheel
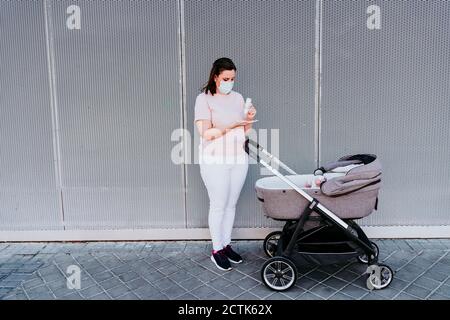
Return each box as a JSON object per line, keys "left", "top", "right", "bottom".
{"left": 366, "top": 264, "right": 394, "bottom": 290}
{"left": 263, "top": 231, "right": 282, "bottom": 258}
{"left": 261, "top": 257, "right": 297, "bottom": 291}
{"left": 357, "top": 241, "right": 379, "bottom": 264}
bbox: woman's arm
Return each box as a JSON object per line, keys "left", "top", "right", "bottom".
{"left": 195, "top": 120, "right": 225, "bottom": 141}
{"left": 195, "top": 120, "right": 247, "bottom": 140}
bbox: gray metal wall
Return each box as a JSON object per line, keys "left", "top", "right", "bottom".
{"left": 321, "top": 0, "right": 450, "bottom": 226}
{"left": 0, "top": 0, "right": 449, "bottom": 236}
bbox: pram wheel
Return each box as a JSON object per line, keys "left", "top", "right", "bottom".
{"left": 261, "top": 257, "right": 297, "bottom": 291}
{"left": 263, "top": 231, "right": 282, "bottom": 257}
{"left": 357, "top": 241, "right": 379, "bottom": 264}
{"left": 366, "top": 264, "right": 394, "bottom": 290}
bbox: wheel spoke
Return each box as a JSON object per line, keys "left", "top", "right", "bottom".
{"left": 282, "top": 274, "right": 292, "bottom": 281}
{"left": 265, "top": 273, "right": 276, "bottom": 279}
{"left": 281, "top": 267, "right": 290, "bottom": 274}
{"left": 267, "top": 265, "right": 277, "bottom": 273}
{"left": 271, "top": 277, "right": 278, "bottom": 287}
{"left": 280, "top": 278, "right": 286, "bottom": 287}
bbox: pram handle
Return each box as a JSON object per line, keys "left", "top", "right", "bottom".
{"left": 244, "top": 138, "right": 297, "bottom": 175}
{"left": 244, "top": 138, "right": 261, "bottom": 162}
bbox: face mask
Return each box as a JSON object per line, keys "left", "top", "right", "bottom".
{"left": 218, "top": 80, "right": 234, "bottom": 94}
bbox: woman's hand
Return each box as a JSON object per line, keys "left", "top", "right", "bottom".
{"left": 246, "top": 105, "right": 256, "bottom": 120}
{"left": 195, "top": 120, "right": 225, "bottom": 141}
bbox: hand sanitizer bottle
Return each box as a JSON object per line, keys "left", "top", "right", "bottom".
{"left": 243, "top": 98, "right": 252, "bottom": 118}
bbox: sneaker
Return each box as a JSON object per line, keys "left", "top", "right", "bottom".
{"left": 210, "top": 250, "right": 232, "bottom": 271}
{"left": 222, "top": 245, "right": 243, "bottom": 264}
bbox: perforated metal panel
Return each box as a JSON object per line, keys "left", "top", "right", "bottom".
{"left": 320, "top": 0, "right": 450, "bottom": 225}
{"left": 49, "top": 0, "right": 184, "bottom": 229}
{"left": 1, "top": 0, "right": 450, "bottom": 238}
{"left": 0, "top": 0, "right": 62, "bottom": 230}
{"left": 184, "top": 0, "right": 317, "bottom": 228}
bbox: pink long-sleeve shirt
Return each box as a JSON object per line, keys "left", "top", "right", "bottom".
{"left": 194, "top": 90, "right": 248, "bottom": 161}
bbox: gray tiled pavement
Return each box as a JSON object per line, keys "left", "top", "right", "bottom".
{"left": 1, "top": 240, "right": 450, "bottom": 300}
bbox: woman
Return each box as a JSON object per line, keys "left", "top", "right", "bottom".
{"left": 194, "top": 57, "right": 257, "bottom": 271}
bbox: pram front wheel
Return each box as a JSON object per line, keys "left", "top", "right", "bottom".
{"left": 366, "top": 264, "right": 394, "bottom": 290}
{"left": 357, "top": 241, "right": 379, "bottom": 264}
{"left": 261, "top": 257, "right": 297, "bottom": 291}
{"left": 263, "top": 231, "right": 282, "bottom": 258}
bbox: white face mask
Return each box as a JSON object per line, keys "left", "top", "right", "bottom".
{"left": 218, "top": 80, "right": 234, "bottom": 94}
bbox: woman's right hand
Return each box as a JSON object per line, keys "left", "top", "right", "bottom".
{"left": 227, "top": 120, "right": 249, "bottom": 130}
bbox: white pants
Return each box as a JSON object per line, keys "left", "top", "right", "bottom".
{"left": 199, "top": 154, "right": 249, "bottom": 251}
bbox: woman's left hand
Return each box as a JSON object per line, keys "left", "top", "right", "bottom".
{"left": 246, "top": 105, "right": 257, "bottom": 120}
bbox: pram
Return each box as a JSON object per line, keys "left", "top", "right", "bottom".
{"left": 244, "top": 138, "right": 394, "bottom": 292}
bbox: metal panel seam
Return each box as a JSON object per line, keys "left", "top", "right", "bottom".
{"left": 314, "top": 0, "right": 323, "bottom": 167}
{"left": 177, "top": 0, "right": 188, "bottom": 228}
{"left": 43, "top": 0, "right": 65, "bottom": 229}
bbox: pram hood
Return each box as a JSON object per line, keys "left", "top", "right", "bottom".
{"left": 319, "top": 154, "right": 381, "bottom": 197}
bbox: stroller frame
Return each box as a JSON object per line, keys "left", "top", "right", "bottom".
{"left": 244, "top": 138, "right": 393, "bottom": 291}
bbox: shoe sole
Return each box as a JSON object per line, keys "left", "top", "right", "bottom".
{"left": 210, "top": 255, "right": 232, "bottom": 271}
{"left": 228, "top": 258, "right": 243, "bottom": 264}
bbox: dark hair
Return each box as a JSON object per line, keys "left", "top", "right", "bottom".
{"left": 201, "top": 57, "right": 237, "bottom": 95}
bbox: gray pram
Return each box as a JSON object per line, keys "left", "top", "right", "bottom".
{"left": 244, "top": 138, "right": 394, "bottom": 292}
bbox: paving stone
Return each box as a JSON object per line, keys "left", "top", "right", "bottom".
{"left": 60, "top": 292, "right": 84, "bottom": 300}
{"left": 234, "top": 276, "right": 260, "bottom": 290}
{"left": 98, "top": 277, "right": 123, "bottom": 291}
{"left": 220, "top": 283, "right": 247, "bottom": 299}
{"left": 328, "top": 292, "right": 355, "bottom": 300}
{"left": 153, "top": 277, "right": 177, "bottom": 290}
{"left": 161, "top": 283, "right": 187, "bottom": 299}
{"left": 427, "top": 292, "right": 450, "bottom": 300}
{"left": 393, "top": 292, "right": 418, "bottom": 300}
{"left": 178, "top": 276, "right": 204, "bottom": 291}
{"left": 116, "top": 292, "right": 140, "bottom": 300}
{"left": 422, "top": 270, "right": 447, "bottom": 282}
{"left": 193, "top": 269, "right": 221, "bottom": 282}
{"left": 387, "top": 277, "right": 410, "bottom": 291}
{"left": 334, "top": 270, "right": 360, "bottom": 283}
{"left": 235, "top": 291, "right": 260, "bottom": 300}
{"left": 0, "top": 287, "right": 14, "bottom": 298}
{"left": 411, "top": 276, "right": 442, "bottom": 292}
{"left": 106, "top": 284, "right": 132, "bottom": 299}
{"left": 402, "top": 284, "right": 431, "bottom": 299}
{"left": 305, "top": 270, "right": 330, "bottom": 282}
{"left": 361, "top": 292, "right": 386, "bottom": 300}
{"left": 2, "top": 290, "right": 28, "bottom": 300}
{"left": 434, "top": 284, "right": 450, "bottom": 299}
{"left": 118, "top": 271, "right": 140, "bottom": 283}
{"left": 370, "top": 286, "right": 400, "bottom": 300}
{"left": 189, "top": 285, "right": 220, "bottom": 299}
{"left": 134, "top": 284, "right": 163, "bottom": 299}
{"left": 176, "top": 292, "right": 199, "bottom": 300}
{"left": 322, "top": 277, "right": 348, "bottom": 290}
{"left": 125, "top": 277, "right": 151, "bottom": 291}
{"left": 309, "top": 284, "right": 337, "bottom": 300}
{"left": 244, "top": 284, "right": 273, "bottom": 299}
{"left": 338, "top": 284, "right": 369, "bottom": 299}
{"left": 295, "top": 276, "right": 319, "bottom": 290}
{"left": 294, "top": 292, "right": 324, "bottom": 300}
{"left": 79, "top": 284, "right": 105, "bottom": 298}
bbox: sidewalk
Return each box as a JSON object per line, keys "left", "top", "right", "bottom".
{"left": 0, "top": 240, "right": 449, "bottom": 300}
